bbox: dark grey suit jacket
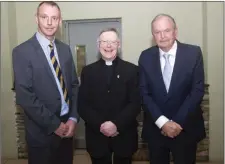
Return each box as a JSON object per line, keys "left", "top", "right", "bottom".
{"left": 12, "top": 34, "right": 79, "bottom": 146}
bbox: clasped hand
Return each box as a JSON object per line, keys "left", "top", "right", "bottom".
{"left": 54, "top": 120, "right": 76, "bottom": 138}
{"left": 161, "top": 121, "right": 183, "bottom": 138}
{"left": 100, "top": 121, "right": 119, "bottom": 137}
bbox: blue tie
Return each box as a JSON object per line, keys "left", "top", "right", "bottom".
{"left": 163, "top": 54, "right": 172, "bottom": 92}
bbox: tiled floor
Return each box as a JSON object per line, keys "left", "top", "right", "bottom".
{"left": 2, "top": 150, "right": 223, "bottom": 164}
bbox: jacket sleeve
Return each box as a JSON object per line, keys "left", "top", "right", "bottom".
{"left": 139, "top": 52, "right": 163, "bottom": 122}
{"left": 172, "top": 47, "right": 205, "bottom": 127}
{"left": 68, "top": 46, "right": 80, "bottom": 121}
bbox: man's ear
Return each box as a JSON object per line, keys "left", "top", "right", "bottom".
{"left": 174, "top": 26, "right": 178, "bottom": 39}
{"left": 59, "top": 16, "right": 62, "bottom": 26}
{"left": 117, "top": 40, "right": 121, "bottom": 49}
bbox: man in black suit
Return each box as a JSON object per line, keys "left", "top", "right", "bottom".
{"left": 78, "top": 28, "right": 141, "bottom": 164}
{"left": 139, "top": 14, "right": 205, "bottom": 164}
{"left": 12, "top": 1, "right": 79, "bottom": 164}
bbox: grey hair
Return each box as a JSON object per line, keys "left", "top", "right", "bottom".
{"left": 97, "top": 27, "right": 120, "bottom": 43}
{"left": 151, "top": 13, "right": 177, "bottom": 31}
{"left": 96, "top": 28, "right": 121, "bottom": 59}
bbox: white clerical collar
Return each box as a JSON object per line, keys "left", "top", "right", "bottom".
{"left": 105, "top": 60, "right": 113, "bottom": 66}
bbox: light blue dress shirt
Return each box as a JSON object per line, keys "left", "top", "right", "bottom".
{"left": 36, "top": 32, "right": 76, "bottom": 122}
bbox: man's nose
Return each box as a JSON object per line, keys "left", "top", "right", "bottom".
{"left": 160, "top": 32, "right": 165, "bottom": 39}
{"left": 107, "top": 42, "right": 112, "bottom": 47}
{"left": 47, "top": 18, "right": 52, "bottom": 25}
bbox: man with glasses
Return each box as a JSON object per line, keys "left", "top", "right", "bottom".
{"left": 12, "top": 1, "right": 79, "bottom": 164}
{"left": 78, "top": 28, "right": 141, "bottom": 164}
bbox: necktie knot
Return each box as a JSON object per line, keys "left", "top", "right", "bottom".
{"left": 49, "top": 42, "right": 53, "bottom": 51}
{"left": 163, "top": 53, "right": 170, "bottom": 62}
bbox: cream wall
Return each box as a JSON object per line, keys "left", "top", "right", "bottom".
{"left": 1, "top": 2, "right": 18, "bottom": 159}
{"left": 1, "top": 1, "right": 223, "bottom": 162}
{"left": 206, "top": 2, "right": 224, "bottom": 161}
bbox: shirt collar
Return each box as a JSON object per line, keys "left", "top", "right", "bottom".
{"left": 159, "top": 40, "right": 177, "bottom": 58}
{"left": 36, "top": 31, "right": 55, "bottom": 48}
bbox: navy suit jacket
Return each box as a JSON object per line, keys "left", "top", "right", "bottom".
{"left": 12, "top": 35, "right": 79, "bottom": 146}
{"left": 139, "top": 41, "right": 206, "bottom": 145}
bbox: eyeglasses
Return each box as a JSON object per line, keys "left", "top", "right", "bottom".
{"left": 99, "top": 40, "right": 118, "bottom": 46}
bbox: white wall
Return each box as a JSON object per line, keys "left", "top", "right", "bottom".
{"left": 15, "top": 2, "right": 204, "bottom": 65}
{"left": 1, "top": 1, "right": 223, "bottom": 161}
{"left": 206, "top": 2, "right": 224, "bottom": 161}
{"left": 1, "top": 2, "right": 18, "bottom": 158}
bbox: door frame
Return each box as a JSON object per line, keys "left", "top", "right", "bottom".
{"left": 62, "top": 18, "right": 122, "bottom": 68}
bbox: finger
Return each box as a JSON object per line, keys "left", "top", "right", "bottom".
{"left": 168, "top": 133, "right": 175, "bottom": 138}
{"left": 57, "top": 131, "right": 64, "bottom": 138}
{"left": 64, "top": 130, "right": 72, "bottom": 137}
{"left": 112, "top": 133, "right": 118, "bottom": 137}
{"left": 177, "top": 124, "right": 183, "bottom": 130}
{"left": 104, "top": 130, "right": 112, "bottom": 137}
{"left": 100, "top": 126, "right": 105, "bottom": 131}
{"left": 173, "top": 122, "right": 182, "bottom": 130}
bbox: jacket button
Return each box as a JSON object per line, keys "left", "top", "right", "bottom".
{"left": 108, "top": 90, "right": 110, "bottom": 93}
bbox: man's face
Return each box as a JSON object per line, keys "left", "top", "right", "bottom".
{"left": 98, "top": 31, "right": 120, "bottom": 61}
{"left": 36, "top": 3, "right": 61, "bottom": 40}
{"left": 152, "top": 16, "right": 177, "bottom": 52}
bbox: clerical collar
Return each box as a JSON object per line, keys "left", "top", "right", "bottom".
{"left": 100, "top": 56, "right": 119, "bottom": 66}
{"left": 105, "top": 60, "right": 113, "bottom": 66}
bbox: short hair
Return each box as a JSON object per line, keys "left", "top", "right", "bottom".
{"left": 151, "top": 13, "right": 177, "bottom": 30}
{"left": 37, "top": 1, "right": 61, "bottom": 15}
{"left": 98, "top": 27, "right": 120, "bottom": 41}
{"left": 97, "top": 28, "right": 121, "bottom": 58}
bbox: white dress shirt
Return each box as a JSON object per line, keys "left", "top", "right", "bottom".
{"left": 155, "top": 41, "right": 177, "bottom": 129}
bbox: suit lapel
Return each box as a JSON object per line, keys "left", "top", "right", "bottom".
{"left": 152, "top": 49, "right": 168, "bottom": 96}
{"left": 167, "top": 42, "right": 185, "bottom": 98}
{"left": 55, "top": 40, "right": 69, "bottom": 89}
{"left": 31, "top": 35, "right": 58, "bottom": 89}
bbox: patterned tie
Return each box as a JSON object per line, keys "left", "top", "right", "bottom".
{"left": 49, "top": 42, "right": 69, "bottom": 105}
{"left": 162, "top": 54, "right": 172, "bottom": 92}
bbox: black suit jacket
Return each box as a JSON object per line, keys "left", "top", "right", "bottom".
{"left": 78, "top": 57, "right": 141, "bottom": 157}
{"left": 12, "top": 34, "right": 79, "bottom": 146}
{"left": 139, "top": 41, "right": 206, "bottom": 145}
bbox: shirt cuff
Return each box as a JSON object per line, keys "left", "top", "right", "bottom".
{"left": 155, "top": 115, "right": 169, "bottom": 129}
{"left": 69, "top": 117, "right": 77, "bottom": 123}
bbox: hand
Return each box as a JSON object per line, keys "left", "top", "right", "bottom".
{"left": 64, "top": 119, "right": 76, "bottom": 138}
{"left": 54, "top": 122, "right": 69, "bottom": 138}
{"left": 111, "top": 131, "right": 119, "bottom": 137}
{"left": 100, "top": 121, "right": 117, "bottom": 137}
{"left": 161, "top": 121, "right": 182, "bottom": 138}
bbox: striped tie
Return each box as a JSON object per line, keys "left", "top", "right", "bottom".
{"left": 49, "top": 42, "right": 69, "bottom": 105}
